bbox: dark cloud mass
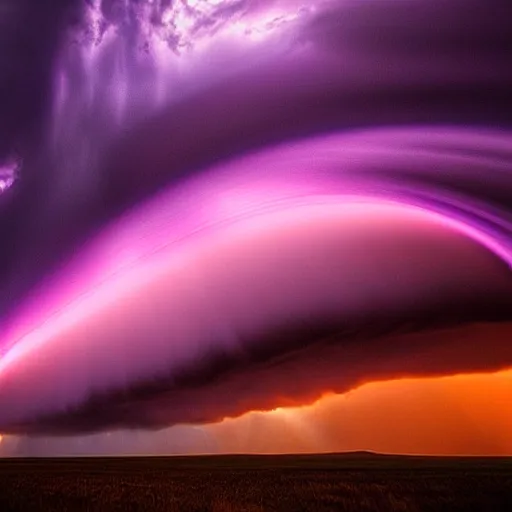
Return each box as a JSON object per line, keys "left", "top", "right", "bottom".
{"left": 0, "top": 0, "right": 511, "bottom": 438}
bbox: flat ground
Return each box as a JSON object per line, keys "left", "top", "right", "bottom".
{"left": 0, "top": 452, "right": 511, "bottom": 511}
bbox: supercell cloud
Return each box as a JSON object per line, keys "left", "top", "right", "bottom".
{"left": 0, "top": 0, "right": 512, "bottom": 437}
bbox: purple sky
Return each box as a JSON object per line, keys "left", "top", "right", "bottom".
{"left": 0, "top": 0, "right": 512, "bottom": 454}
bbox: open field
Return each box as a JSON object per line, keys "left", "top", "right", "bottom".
{"left": 0, "top": 452, "right": 511, "bottom": 511}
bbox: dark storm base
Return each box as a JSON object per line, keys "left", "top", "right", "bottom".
{"left": 0, "top": 452, "right": 511, "bottom": 511}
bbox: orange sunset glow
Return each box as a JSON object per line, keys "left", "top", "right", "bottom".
{"left": 208, "top": 369, "right": 512, "bottom": 456}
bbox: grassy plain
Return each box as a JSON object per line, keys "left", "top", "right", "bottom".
{"left": 0, "top": 451, "right": 511, "bottom": 511}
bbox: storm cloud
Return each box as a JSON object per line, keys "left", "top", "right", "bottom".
{"left": 0, "top": 0, "right": 511, "bottom": 437}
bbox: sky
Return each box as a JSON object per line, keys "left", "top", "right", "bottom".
{"left": 0, "top": 0, "right": 511, "bottom": 456}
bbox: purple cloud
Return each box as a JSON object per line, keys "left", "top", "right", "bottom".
{"left": 0, "top": 0, "right": 511, "bottom": 438}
